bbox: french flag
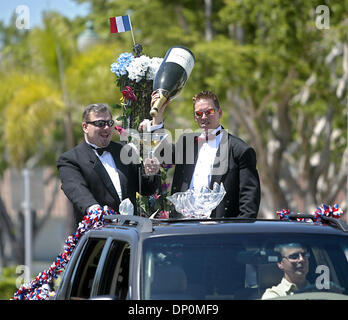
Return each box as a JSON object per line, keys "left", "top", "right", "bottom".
{"left": 109, "top": 15, "right": 132, "bottom": 33}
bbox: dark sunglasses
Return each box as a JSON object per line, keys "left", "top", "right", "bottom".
{"left": 195, "top": 108, "right": 216, "bottom": 117}
{"left": 86, "top": 120, "right": 114, "bottom": 128}
{"left": 283, "top": 251, "right": 310, "bottom": 261}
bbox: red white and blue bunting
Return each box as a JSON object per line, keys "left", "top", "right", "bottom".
{"left": 276, "top": 204, "right": 343, "bottom": 223}
{"left": 13, "top": 206, "right": 116, "bottom": 300}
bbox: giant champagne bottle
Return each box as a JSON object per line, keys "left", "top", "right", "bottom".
{"left": 150, "top": 46, "right": 195, "bottom": 117}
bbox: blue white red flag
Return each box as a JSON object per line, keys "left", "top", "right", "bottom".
{"left": 109, "top": 15, "right": 132, "bottom": 33}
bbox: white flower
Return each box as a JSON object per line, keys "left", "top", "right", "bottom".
{"left": 126, "top": 55, "right": 163, "bottom": 82}
{"left": 127, "top": 55, "right": 150, "bottom": 82}
{"left": 147, "top": 57, "right": 163, "bottom": 80}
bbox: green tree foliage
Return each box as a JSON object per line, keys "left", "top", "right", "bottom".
{"left": 65, "top": 43, "right": 124, "bottom": 106}
{"left": 3, "top": 74, "right": 64, "bottom": 168}
{"left": 0, "top": 267, "right": 17, "bottom": 300}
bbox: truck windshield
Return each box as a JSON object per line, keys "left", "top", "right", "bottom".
{"left": 141, "top": 233, "right": 348, "bottom": 300}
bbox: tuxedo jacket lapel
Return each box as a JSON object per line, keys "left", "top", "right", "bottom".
{"left": 93, "top": 160, "right": 121, "bottom": 204}
{"left": 83, "top": 141, "right": 121, "bottom": 204}
{"left": 209, "top": 130, "right": 230, "bottom": 189}
{"left": 182, "top": 137, "right": 200, "bottom": 190}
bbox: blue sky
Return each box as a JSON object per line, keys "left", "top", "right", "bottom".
{"left": 0, "top": 0, "right": 90, "bottom": 27}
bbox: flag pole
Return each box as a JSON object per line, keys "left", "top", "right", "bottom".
{"left": 128, "top": 15, "right": 142, "bottom": 57}
{"left": 130, "top": 30, "right": 136, "bottom": 47}
{"left": 128, "top": 15, "right": 136, "bottom": 46}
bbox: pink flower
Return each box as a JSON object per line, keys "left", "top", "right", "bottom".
{"left": 158, "top": 210, "right": 169, "bottom": 219}
{"left": 114, "top": 126, "right": 129, "bottom": 139}
{"left": 121, "top": 86, "right": 137, "bottom": 102}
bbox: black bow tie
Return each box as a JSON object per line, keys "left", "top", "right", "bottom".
{"left": 91, "top": 144, "right": 112, "bottom": 156}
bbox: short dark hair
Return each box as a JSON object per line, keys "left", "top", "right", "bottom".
{"left": 82, "top": 103, "right": 112, "bottom": 122}
{"left": 192, "top": 91, "right": 220, "bottom": 109}
{"left": 274, "top": 243, "right": 307, "bottom": 256}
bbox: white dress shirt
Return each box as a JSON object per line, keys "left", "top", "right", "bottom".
{"left": 261, "top": 277, "right": 310, "bottom": 299}
{"left": 148, "top": 121, "right": 223, "bottom": 191}
{"left": 86, "top": 139, "right": 123, "bottom": 202}
{"left": 190, "top": 126, "right": 223, "bottom": 191}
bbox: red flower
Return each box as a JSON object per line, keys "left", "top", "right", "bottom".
{"left": 114, "top": 126, "right": 129, "bottom": 139}
{"left": 121, "top": 86, "right": 137, "bottom": 102}
{"left": 158, "top": 210, "right": 169, "bottom": 219}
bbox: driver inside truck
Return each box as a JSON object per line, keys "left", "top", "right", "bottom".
{"left": 261, "top": 242, "right": 310, "bottom": 299}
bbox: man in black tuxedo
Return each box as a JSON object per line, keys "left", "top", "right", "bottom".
{"left": 144, "top": 91, "right": 260, "bottom": 218}
{"left": 57, "top": 103, "right": 160, "bottom": 226}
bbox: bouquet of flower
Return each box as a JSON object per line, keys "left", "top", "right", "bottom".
{"left": 145, "top": 163, "right": 173, "bottom": 219}
{"left": 110, "top": 51, "right": 163, "bottom": 130}
{"left": 110, "top": 48, "right": 173, "bottom": 218}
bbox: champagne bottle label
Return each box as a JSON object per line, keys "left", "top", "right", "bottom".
{"left": 166, "top": 47, "right": 195, "bottom": 78}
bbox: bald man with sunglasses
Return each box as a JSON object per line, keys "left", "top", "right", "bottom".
{"left": 142, "top": 90, "right": 260, "bottom": 218}
{"left": 57, "top": 103, "right": 160, "bottom": 227}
